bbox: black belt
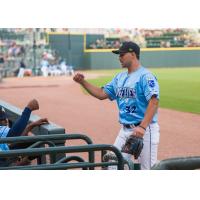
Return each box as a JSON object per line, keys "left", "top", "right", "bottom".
{"left": 123, "top": 122, "right": 141, "bottom": 129}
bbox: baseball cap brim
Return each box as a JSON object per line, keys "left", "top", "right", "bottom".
{"left": 112, "top": 50, "right": 128, "bottom": 54}
{"left": 112, "top": 50, "right": 120, "bottom": 54}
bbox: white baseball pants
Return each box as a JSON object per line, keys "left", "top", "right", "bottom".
{"left": 114, "top": 123, "right": 160, "bottom": 170}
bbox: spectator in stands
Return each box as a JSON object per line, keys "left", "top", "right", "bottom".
{"left": 89, "top": 42, "right": 97, "bottom": 49}
{"left": 113, "top": 40, "right": 121, "bottom": 48}
{"left": 17, "top": 59, "right": 26, "bottom": 78}
{"left": 0, "top": 99, "right": 49, "bottom": 166}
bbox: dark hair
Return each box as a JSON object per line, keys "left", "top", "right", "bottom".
{"left": 0, "top": 106, "right": 7, "bottom": 120}
{"left": 136, "top": 54, "right": 140, "bottom": 60}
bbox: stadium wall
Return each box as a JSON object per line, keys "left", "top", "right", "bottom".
{"left": 47, "top": 33, "right": 200, "bottom": 69}
{"left": 48, "top": 33, "right": 85, "bottom": 68}
{"left": 85, "top": 48, "right": 200, "bottom": 69}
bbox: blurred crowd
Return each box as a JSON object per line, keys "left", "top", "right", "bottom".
{"left": 87, "top": 28, "right": 200, "bottom": 49}
{"left": 0, "top": 29, "right": 74, "bottom": 78}
{"left": 5, "top": 50, "right": 74, "bottom": 78}
{"left": 0, "top": 45, "right": 74, "bottom": 78}
{"left": 1, "top": 28, "right": 200, "bottom": 78}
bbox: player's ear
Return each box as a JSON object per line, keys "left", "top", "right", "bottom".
{"left": 131, "top": 52, "right": 136, "bottom": 58}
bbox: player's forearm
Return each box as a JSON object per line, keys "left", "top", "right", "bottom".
{"left": 81, "top": 80, "right": 108, "bottom": 100}
{"left": 7, "top": 107, "right": 32, "bottom": 137}
{"left": 21, "top": 123, "right": 35, "bottom": 136}
{"left": 140, "top": 97, "right": 159, "bottom": 129}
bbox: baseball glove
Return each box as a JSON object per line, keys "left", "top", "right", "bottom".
{"left": 121, "top": 135, "right": 144, "bottom": 159}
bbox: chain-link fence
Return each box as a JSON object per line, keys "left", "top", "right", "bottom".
{"left": 0, "top": 29, "right": 55, "bottom": 77}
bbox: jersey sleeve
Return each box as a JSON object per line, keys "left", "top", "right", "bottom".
{"left": 141, "top": 73, "right": 160, "bottom": 101}
{"left": 0, "top": 126, "right": 10, "bottom": 138}
{"left": 102, "top": 77, "right": 117, "bottom": 101}
{"left": 0, "top": 126, "right": 10, "bottom": 151}
{"left": 7, "top": 107, "right": 31, "bottom": 137}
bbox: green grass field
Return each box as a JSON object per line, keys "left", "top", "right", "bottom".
{"left": 86, "top": 67, "right": 200, "bottom": 114}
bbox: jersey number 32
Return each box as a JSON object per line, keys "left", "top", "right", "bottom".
{"left": 125, "top": 105, "right": 136, "bottom": 114}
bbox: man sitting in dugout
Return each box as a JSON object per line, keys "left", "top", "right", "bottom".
{"left": 0, "top": 99, "right": 48, "bottom": 167}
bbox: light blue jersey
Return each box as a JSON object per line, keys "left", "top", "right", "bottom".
{"left": 103, "top": 66, "right": 159, "bottom": 125}
{"left": 0, "top": 126, "right": 10, "bottom": 151}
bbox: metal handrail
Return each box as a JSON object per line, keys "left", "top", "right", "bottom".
{"left": 56, "top": 156, "right": 86, "bottom": 164}
{"left": 0, "top": 133, "right": 93, "bottom": 145}
{"left": 0, "top": 144, "right": 124, "bottom": 170}
{"left": 56, "top": 156, "right": 88, "bottom": 170}
{"left": 152, "top": 156, "right": 200, "bottom": 170}
{"left": 0, "top": 161, "right": 120, "bottom": 170}
{"left": 0, "top": 133, "right": 94, "bottom": 166}
{"left": 27, "top": 141, "right": 57, "bottom": 164}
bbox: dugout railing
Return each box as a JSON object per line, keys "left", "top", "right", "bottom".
{"left": 151, "top": 156, "right": 200, "bottom": 170}
{"left": 0, "top": 100, "right": 135, "bottom": 170}
{"left": 0, "top": 133, "right": 95, "bottom": 167}
{"left": 0, "top": 134, "right": 137, "bottom": 170}
{"left": 0, "top": 143, "right": 125, "bottom": 170}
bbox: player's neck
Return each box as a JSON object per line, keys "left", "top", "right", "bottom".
{"left": 128, "top": 61, "right": 141, "bottom": 74}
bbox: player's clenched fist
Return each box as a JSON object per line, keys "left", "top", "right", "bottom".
{"left": 73, "top": 73, "right": 85, "bottom": 84}
{"left": 27, "top": 99, "right": 39, "bottom": 111}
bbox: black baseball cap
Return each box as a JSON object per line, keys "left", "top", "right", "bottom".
{"left": 112, "top": 41, "right": 140, "bottom": 58}
{"left": 0, "top": 106, "right": 7, "bottom": 120}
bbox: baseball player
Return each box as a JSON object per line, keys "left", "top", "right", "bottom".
{"left": 0, "top": 99, "right": 48, "bottom": 166}
{"left": 73, "top": 41, "right": 160, "bottom": 170}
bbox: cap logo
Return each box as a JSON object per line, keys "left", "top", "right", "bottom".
{"left": 129, "top": 48, "right": 133, "bottom": 52}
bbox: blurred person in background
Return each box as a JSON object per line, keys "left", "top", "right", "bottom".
{"left": 0, "top": 53, "right": 5, "bottom": 69}
{"left": 40, "top": 56, "right": 49, "bottom": 77}
{"left": 17, "top": 58, "right": 26, "bottom": 78}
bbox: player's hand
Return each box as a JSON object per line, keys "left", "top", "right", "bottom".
{"left": 33, "top": 118, "right": 49, "bottom": 126}
{"left": 73, "top": 73, "right": 85, "bottom": 84}
{"left": 133, "top": 126, "right": 146, "bottom": 138}
{"left": 27, "top": 99, "right": 39, "bottom": 111}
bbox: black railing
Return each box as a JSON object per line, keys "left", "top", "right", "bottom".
{"left": 0, "top": 144, "right": 124, "bottom": 170}
{"left": 152, "top": 156, "right": 200, "bottom": 170}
